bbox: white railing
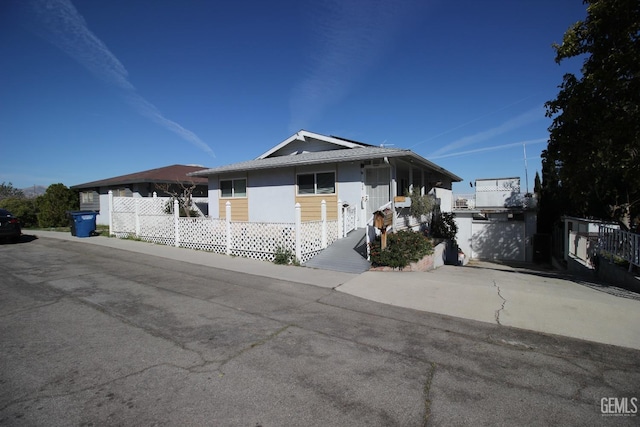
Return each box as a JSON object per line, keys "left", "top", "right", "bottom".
{"left": 451, "top": 193, "right": 536, "bottom": 210}
{"left": 109, "top": 193, "right": 341, "bottom": 264}
{"left": 453, "top": 194, "right": 476, "bottom": 210}
{"left": 343, "top": 204, "right": 356, "bottom": 236}
{"left": 599, "top": 225, "right": 640, "bottom": 272}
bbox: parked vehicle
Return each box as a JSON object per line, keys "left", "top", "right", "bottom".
{"left": 0, "top": 209, "right": 21, "bottom": 243}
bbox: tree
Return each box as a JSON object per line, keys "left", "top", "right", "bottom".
{"left": 0, "top": 197, "right": 38, "bottom": 228}
{"left": 543, "top": 0, "right": 640, "bottom": 229}
{"left": 0, "top": 182, "right": 24, "bottom": 200}
{"left": 37, "top": 184, "right": 78, "bottom": 227}
{"left": 155, "top": 181, "right": 200, "bottom": 217}
{"left": 406, "top": 186, "right": 435, "bottom": 221}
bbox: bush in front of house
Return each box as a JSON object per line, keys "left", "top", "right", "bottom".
{"left": 273, "top": 246, "right": 299, "bottom": 265}
{"left": 369, "top": 229, "right": 434, "bottom": 269}
{"left": 431, "top": 211, "right": 458, "bottom": 242}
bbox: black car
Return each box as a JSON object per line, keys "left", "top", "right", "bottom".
{"left": 0, "top": 209, "right": 21, "bottom": 243}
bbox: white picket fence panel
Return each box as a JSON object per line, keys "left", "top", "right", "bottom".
{"left": 108, "top": 193, "right": 344, "bottom": 264}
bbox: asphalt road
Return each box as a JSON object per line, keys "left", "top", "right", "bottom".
{"left": 1, "top": 236, "right": 639, "bottom": 426}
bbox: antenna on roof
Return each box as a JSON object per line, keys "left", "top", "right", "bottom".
{"left": 380, "top": 140, "right": 394, "bottom": 148}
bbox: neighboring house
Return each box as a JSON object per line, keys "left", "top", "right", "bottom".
{"left": 72, "top": 164, "right": 208, "bottom": 225}
{"left": 453, "top": 177, "right": 537, "bottom": 263}
{"left": 189, "top": 130, "right": 462, "bottom": 227}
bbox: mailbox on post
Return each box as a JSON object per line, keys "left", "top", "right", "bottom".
{"left": 373, "top": 208, "right": 393, "bottom": 249}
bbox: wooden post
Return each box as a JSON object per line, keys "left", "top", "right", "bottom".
{"left": 380, "top": 227, "right": 387, "bottom": 250}
{"left": 373, "top": 209, "right": 393, "bottom": 250}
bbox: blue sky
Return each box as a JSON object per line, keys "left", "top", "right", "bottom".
{"left": 1, "top": 0, "right": 586, "bottom": 193}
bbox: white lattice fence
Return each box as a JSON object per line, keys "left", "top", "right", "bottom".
{"left": 112, "top": 197, "right": 136, "bottom": 237}
{"left": 300, "top": 221, "right": 324, "bottom": 263}
{"left": 110, "top": 193, "right": 350, "bottom": 264}
{"left": 139, "top": 215, "right": 175, "bottom": 245}
{"left": 327, "top": 220, "right": 339, "bottom": 246}
{"left": 179, "top": 217, "right": 226, "bottom": 252}
{"left": 229, "top": 222, "right": 295, "bottom": 261}
{"left": 138, "top": 198, "right": 169, "bottom": 215}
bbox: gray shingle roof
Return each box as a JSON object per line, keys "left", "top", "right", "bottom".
{"left": 72, "top": 164, "right": 208, "bottom": 189}
{"left": 189, "top": 147, "right": 462, "bottom": 181}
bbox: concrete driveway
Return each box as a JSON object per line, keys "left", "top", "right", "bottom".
{"left": 338, "top": 261, "right": 640, "bottom": 350}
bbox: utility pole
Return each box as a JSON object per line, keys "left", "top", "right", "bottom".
{"left": 523, "top": 143, "right": 529, "bottom": 194}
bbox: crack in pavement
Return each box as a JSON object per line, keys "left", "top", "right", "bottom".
{"left": 493, "top": 280, "right": 506, "bottom": 325}
{"left": 422, "top": 362, "right": 436, "bottom": 427}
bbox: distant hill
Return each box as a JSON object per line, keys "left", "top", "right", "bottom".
{"left": 21, "top": 185, "right": 47, "bottom": 198}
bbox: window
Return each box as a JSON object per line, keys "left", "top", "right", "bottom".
{"left": 297, "top": 172, "right": 335, "bottom": 195}
{"left": 80, "top": 191, "right": 95, "bottom": 204}
{"left": 220, "top": 178, "right": 247, "bottom": 198}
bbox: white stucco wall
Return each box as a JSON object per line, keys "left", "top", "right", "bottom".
{"left": 454, "top": 214, "right": 473, "bottom": 259}
{"left": 96, "top": 193, "right": 110, "bottom": 225}
{"left": 337, "top": 163, "right": 364, "bottom": 228}
{"left": 432, "top": 188, "right": 453, "bottom": 213}
{"left": 454, "top": 211, "right": 536, "bottom": 263}
{"left": 248, "top": 169, "right": 296, "bottom": 223}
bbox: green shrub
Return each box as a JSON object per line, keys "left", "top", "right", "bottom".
{"left": 0, "top": 197, "right": 38, "bottom": 228}
{"left": 431, "top": 211, "right": 458, "bottom": 242}
{"left": 37, "top": 184, "right": 78, "bottom": 228}
{"left": 406, "top": 187, "right": 436, "bottom": 219}
{"left": 369, "top": 230, "right": 434, "bottom": 269}
{"left": 274, "top": 246, "right": 298, "bottom": 265}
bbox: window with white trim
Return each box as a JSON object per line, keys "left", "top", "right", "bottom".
{"left": 80, "top": 191, "right": 95, "bottom": 204}
{"left": 112, "top": 188, "right": 129, "bottom": 197}
{"left": 220, "top": 178, "right": 247, "bottom": 198}
{"left": 297, "top": 172, "right": 335, "bottom": 195}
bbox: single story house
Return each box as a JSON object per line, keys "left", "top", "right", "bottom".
{"left": 453, "top": 177, "right": 537, "bottom": 263}
{"left": 189, "top": 130, "right": 462, "bottom": 228}
{"left": 72, "top": 164, "right": 208, "bottom": 225}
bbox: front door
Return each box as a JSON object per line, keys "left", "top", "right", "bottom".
{"left": 364, "top": 167, "right": 390, "bottom": 218}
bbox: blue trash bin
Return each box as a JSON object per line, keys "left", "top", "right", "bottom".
{"left": 70, "top": 211, "right": 97, "bottom": 238}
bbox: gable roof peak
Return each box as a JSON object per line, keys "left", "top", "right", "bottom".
{"left": 256, "top": 130, "right": 370, "bottom": 159}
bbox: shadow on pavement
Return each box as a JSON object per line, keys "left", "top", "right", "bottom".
{"left": 0, "top": 234, "right": 39, "bottom": 245}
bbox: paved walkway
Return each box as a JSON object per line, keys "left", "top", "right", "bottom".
{"left": 303, "top": 229, "right": 370, "bottom": 273}
{"left": 29, "top": 231, "right": 640, "bottom": 350}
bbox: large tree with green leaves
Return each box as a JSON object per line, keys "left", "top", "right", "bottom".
{"left": 0, "top": 182, "right": 24, "bottom": 200}
{"left": 542, "top": 0, "right": 640, "bottom": 229}
{"left": 37, "top": 184, "right": 78, "bottom": 228}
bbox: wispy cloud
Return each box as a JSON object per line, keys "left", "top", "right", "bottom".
{"left": 428, "top": 106, "right": 544, "bottom": 158}
{"left": 289, "top": 0, "right": 423, "bottom": 131}
{"left": 429, "top": 138, "right": 547, "bottom": 160}
{"left": 24, "top": 0, "right": 215, "bottom": 158}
